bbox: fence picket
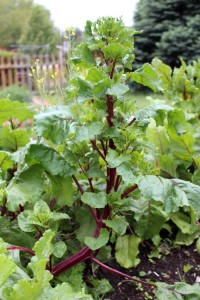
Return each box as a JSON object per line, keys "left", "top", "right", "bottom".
{"left": 0, "top": 53, "right": 65, "bottom": 92}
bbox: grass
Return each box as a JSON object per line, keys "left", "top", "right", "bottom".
{"left": 125, "top": 90, "right": 166, "bottom": 109}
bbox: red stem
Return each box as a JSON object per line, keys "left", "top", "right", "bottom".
{"left": 121, "top": 184, "right": 138, "bottom": 199}
{"left": 114, "top": 175, "right": 122, "bottom": 191}
{"left": 52, "top": 219, "right": 105, "bottom": 276}
{"left": 126, "top": 117, "right": 136, "bottom": 127}
{"left": 91, "top": 140, "right": 106, "bottom": 161}
{"left": 88, "top": 178, "right": 95, "bottom": 193}
{"left": 7, "top": 246, "right": 35, "bottom": 255}
{"left": 72, "top": 175, "right": 84, "bottom": 195}
{"left": 100, "top": 139, "right": 107, "bottom": 156}
{"left": 110, "top": 60, "right": 116, "bottom": 79}
{"left": 91, "top": 257, "right": 156, "bottom": 288}
{"left": 49, "top": 198, "right": 56, "bottom": 210}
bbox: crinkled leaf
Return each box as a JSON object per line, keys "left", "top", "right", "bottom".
{"left": 108, "top": 83, "right": 129, "bottom": 97}
{"left": 106, "top": 149, "right": 131, "bottom": 168}
{"left": 34, "top": 105, "right": 72, "bottom": 144}
{"left": 86, "top": 67, "right": 108, "bottom": 83}
{"left": 138, "top": 176, "right": 187, "bottom": 213}
{"left": 102, "top": 43, "right": 126, "bottom": 61}
{"left": 134, "top": 104, "right": 174, "bottom": 126}
{"left": 127, "top": 63, "right": 163, "bottom": 92}
{"left": 116, "top": 162, "right": 136, "bottom": 185}
{"left": 84, "top": 229, "right": 109, "bottom": 250}
{"left": 103, "top": 215, "right": 128, "bottom": 235}
{"left": 115, "top": 235, "right": 141, "bottom": 268}
{"left": 75, "top": 122, "right": 101, "bottom": 142}
{"left": 6, "top": 164, "right": 45, "bottom": 211}
{"left": 155, "top": 282, "right": 200, "bottom": 300}
{"left": 81, "top": 192, "right": 107, "bottom": 208}
{"left": 77, "top": 77, "right": 93, "bottom": 103}
{"left": 0, "top": 255, "right": 16, "bottom": 287}
{"left": 3, "top": 260, "right": 53, "bottom": 300}
{"left": 89, "top": 278, "right": 113, "bottom": 298}
{"left": 43, "top": 282, "right": 93, "bottom": 300}
{"left": 28, "top": 144, "right": 75, "bottom": 177}
{"left": 33, "top": 230, "right": 54, "bottom": 260}
{"left": 34, "top": 200, "right": 51, "bottom": 224}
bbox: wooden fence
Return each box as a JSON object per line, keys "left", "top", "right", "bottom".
{"left": 0, "top": 53, "right": 65, "bottom": 92}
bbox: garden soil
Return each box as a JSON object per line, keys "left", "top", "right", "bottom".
{"left": 85, "top": 242, "right": 200, "bottom": 299}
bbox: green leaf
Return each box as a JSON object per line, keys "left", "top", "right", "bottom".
{"left": 34, "top": 200, "right": 51, "bottom": 224}
{"left": 81, "top": 192, "right": 107, "bottom": 208}
{"left": 48, "top": 175, "right": 74, "bottom": 207}
{"left": 102, "top": 43, "right": 125, "bottom": 61}
{"left": 79, "top": 44, "right": 96, "bottom": 65}
{"left": 0, "top": 127, "right": 29, "bottom": 151}
{"left": 28, "top": 144, "right": 75, "bottom": 177}
{"left": 75, "top": 122, "right": 101, "bottom": 142}
{"left": 6, "top": 164, "right": 45, "bottom": 211}
{"left": 138, "top": 176, "right": 190, "bottom": 214}
{"left": 108, "top": 83, "right": 129, "bottom": 97}
{"left": 77, "top": 77, "right": 93, "bottom": 103}
{"left": 86, "top": 67, "right": 108, "bottom": 84}
{"left": 3, "top": 260, "right": 53, "bottom": 300}
{"left": 133, "top": 198, "right": 168, "bottom": 239}
{"left": 33, "top": 230, "right": 54, "bottom": 260}
{"left": 155, "top": 282, "right": 200, "bottom": 300}
{"left": 115, "top": 235, "right": 141, "bottom": 268}
{"left": 84, "top": 228, "right": 109, "bottom": 250}
{"left": 127, "top": 63, "right": 163, "bottom": 92}
{"left": 106, "top": 149, "right": 131, "bottom": 168}
{"left": 18, "top": 211, "right": 36, "bottom": 232}
{"left": 0, "top": 151, "right": 14, "bottom": 170}
{"left": 146, "top": 121, "right": 170, "bottom": 155}
{"left": 46, "top": 282, "right": 93, "bottom": 300}
{"left": 196, "top": 238, "right": 200, "bottom": 255}
{"left": 0, "top": 254, "right": 16, "bottom": 287}
{"left": 152, "top": 57, "right": 172, "bottom": 89}
{"left": 135, "top": 104, "right": 174, "bottom": 127}
{"left": 170, "top": 212, "right": 197, "bottom": 234}
{"left": 52, "top": 241, "right": 67, "bottom": 258}
{"left": 116, "top": 162, "right": 136, "bottom": 185}
{"left": 103, "top": 215, "right": 128, "bottom": 235}
{"left": 0, "top": 217, "right": 35, "bottom": 248}
{"left": 0, "top": 99, "right": 34, "bottom": 125}
{"left": 159, "top": 155, "right": 177, "bottom": 179}
{"left": 34, "top": 105, "right": 72, "bottom": 144}
{"left": 75, "top": 207, "right": 96, "bottom": 243}
{"left": 89, "top": 278, "right": 113, "bottom": 298}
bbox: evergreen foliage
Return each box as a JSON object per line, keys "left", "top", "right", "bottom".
{"left": 133, "top": 0, "right": 200, "bottom": 67}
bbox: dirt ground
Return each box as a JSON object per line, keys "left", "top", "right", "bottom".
{"left": 85, "top": 242, "right": 200, "bottom": 299}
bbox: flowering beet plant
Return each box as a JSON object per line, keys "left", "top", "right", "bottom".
{"left": 0, "top": 17, "right": 200, "bottom": 299}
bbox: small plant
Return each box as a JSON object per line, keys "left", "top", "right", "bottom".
{"left": 0, "top": 17, "right": 200, "bottom": 299}
{"left": 0, "top": 84, "right": 31, "bottom": 102}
